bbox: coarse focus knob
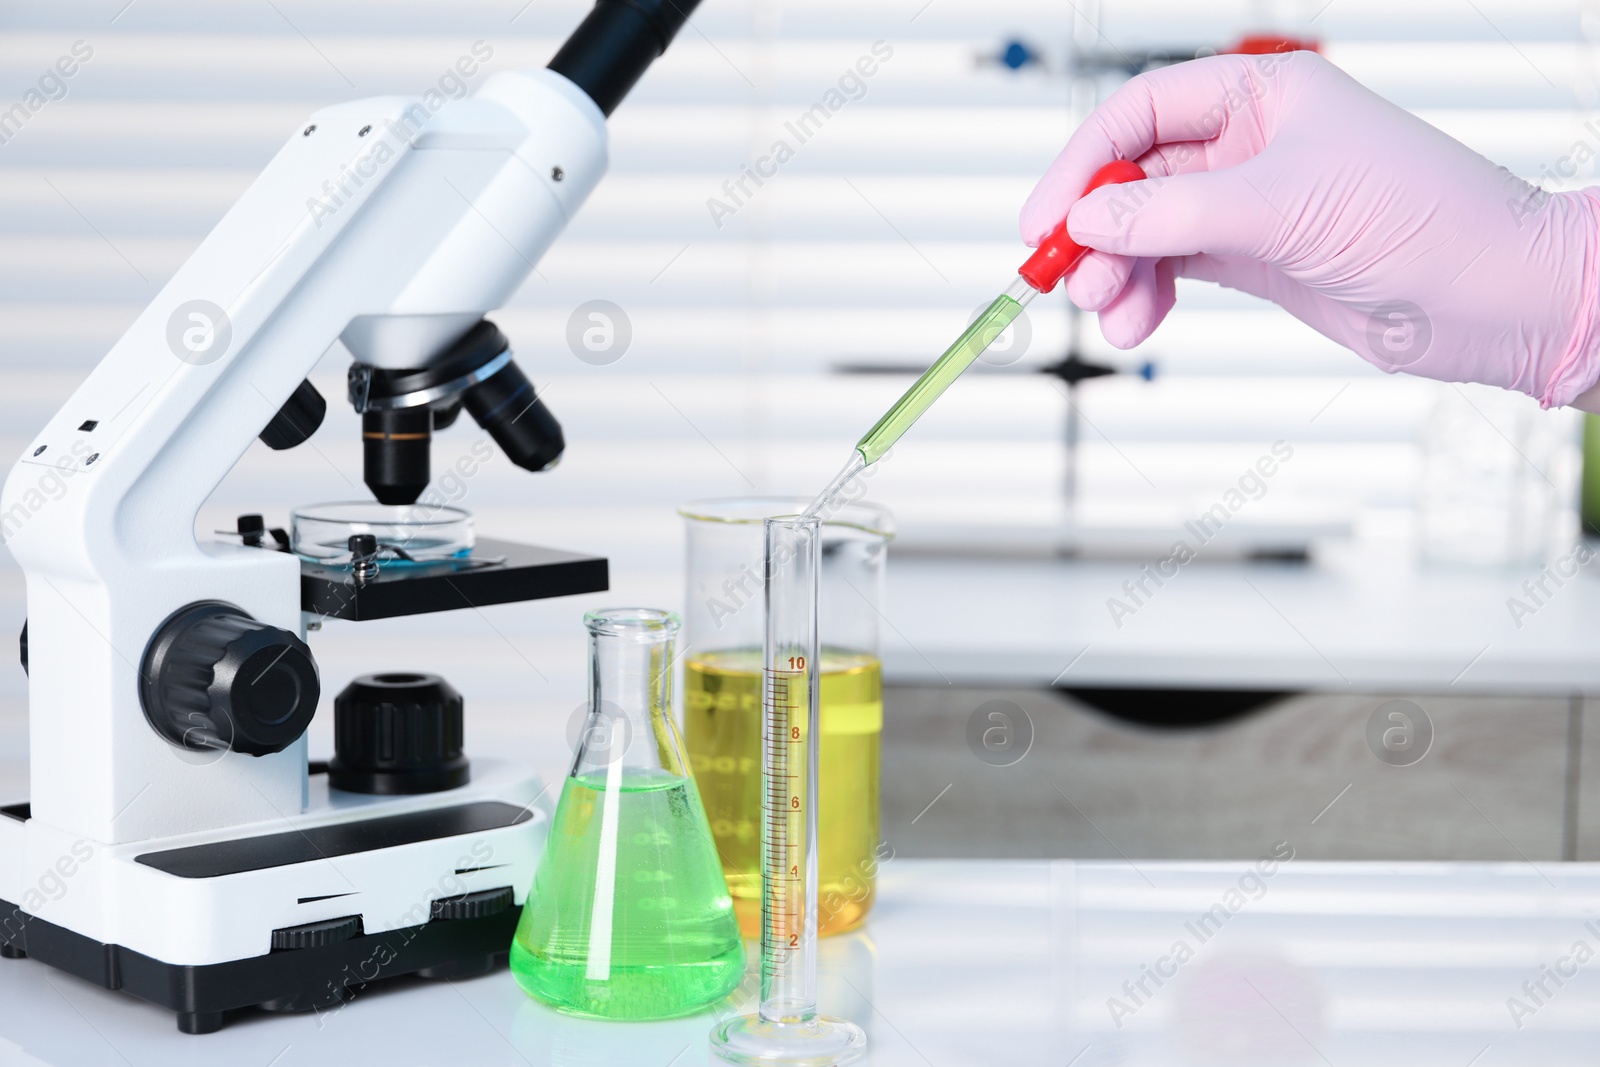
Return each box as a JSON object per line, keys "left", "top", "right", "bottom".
{"left": 139, "top": 602, "right": 320, "bottom": 757}
{"left": 329, "top": 673, "right": 469, "bottom": 795}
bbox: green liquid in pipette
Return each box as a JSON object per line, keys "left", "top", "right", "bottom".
{"left": 510, "top": 772, "right": 745, "bottom": 1019}
{"left": 856, "top": 292, "right": 1024, "bottom": 464}
{"left": 801, "top": 288, "right": 1028, "bottom": 520}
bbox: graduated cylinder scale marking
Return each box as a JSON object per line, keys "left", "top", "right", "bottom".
{"left": 762, "top": 661, "right": 809, "bottom": 1007}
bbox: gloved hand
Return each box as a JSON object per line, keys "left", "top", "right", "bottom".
{"left": 1020, "top": 51, "right": 1600, "bottom": 409}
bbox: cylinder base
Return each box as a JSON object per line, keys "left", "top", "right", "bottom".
{"left": 710, "top": 1014, "right": 867, "bottom": 1067}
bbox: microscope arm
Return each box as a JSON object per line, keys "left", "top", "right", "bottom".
{"left": 1, "top": 0, "right": 699, "bottom": 845}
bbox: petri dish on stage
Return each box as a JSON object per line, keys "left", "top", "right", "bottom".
{"left": 290, "top": 501, "right": 474, "bottom": 563}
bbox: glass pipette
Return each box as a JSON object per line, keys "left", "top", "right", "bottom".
{"left": 802, "top": 159, "right": 1148, "bottom": 520}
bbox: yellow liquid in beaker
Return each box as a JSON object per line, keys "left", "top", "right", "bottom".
{"left": 684, "top": 648, "right": 882, "bottom": 937}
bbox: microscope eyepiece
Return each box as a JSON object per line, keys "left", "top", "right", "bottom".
{"left": 548, "top": 0, "right": 704, "bottom": 117}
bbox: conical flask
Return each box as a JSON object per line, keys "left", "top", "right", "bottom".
{"left": 511, "top": 608, "right": 746, "bottom": 1019}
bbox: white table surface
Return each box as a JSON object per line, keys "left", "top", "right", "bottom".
{"left": 0, "top": 858, "right": 1596, "bottom": 1066}
{"left": 884, "top": 544, "right": 1600, "bottom": 694}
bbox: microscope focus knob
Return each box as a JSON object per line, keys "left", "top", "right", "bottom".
{"left": 139, "top": 602, "right": 320, "bottom": 757}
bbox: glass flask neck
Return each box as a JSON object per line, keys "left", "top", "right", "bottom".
{"left": 574, "top": 608, "right": 688, "bottom": 780}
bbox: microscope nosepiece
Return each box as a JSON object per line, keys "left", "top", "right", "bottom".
{"left": 350, "top": 321, "right": 563, "bottom": 505}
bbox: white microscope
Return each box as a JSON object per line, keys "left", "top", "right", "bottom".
{"left": 0, "top": 0, "right": 699, "bottom": 1033}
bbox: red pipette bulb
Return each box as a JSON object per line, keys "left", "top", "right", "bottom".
{"left": 1018, "top": 159, "right": 1147, "bottom": 294}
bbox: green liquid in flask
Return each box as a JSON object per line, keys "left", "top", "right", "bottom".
{"left": 510, "top": 770, "right": 746, "bottom": 1020}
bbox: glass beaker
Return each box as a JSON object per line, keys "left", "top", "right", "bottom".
{"left": 510, "top": 608, "right": 745, "bottom": 1020}
{"left": 1417, "top": 384, "right": 1575, "bottom": 567}
{"left": 678, "top": 498, "right": 893, "bottom": 938}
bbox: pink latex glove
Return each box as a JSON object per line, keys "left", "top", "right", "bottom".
{"left": 1020, "top": 51, "right": 1600, "bottom": 409}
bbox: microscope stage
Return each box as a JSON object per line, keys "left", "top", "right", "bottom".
{"left": 300, "top": 537, "right": 608, "bottom": 621}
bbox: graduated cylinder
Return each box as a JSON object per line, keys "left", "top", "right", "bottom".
{"left": 761, "top": 517, "right": 820, "bottom": 1020}
{"left": 709, "top": 519, "right": 867, "bottom": 1065}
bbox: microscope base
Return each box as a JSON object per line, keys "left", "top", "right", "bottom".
{"left": 0, "top": 891, "right": 521, "bottom": 1034}
{"left": 0, "top": 759, "right": 547, "bottom": 1032}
